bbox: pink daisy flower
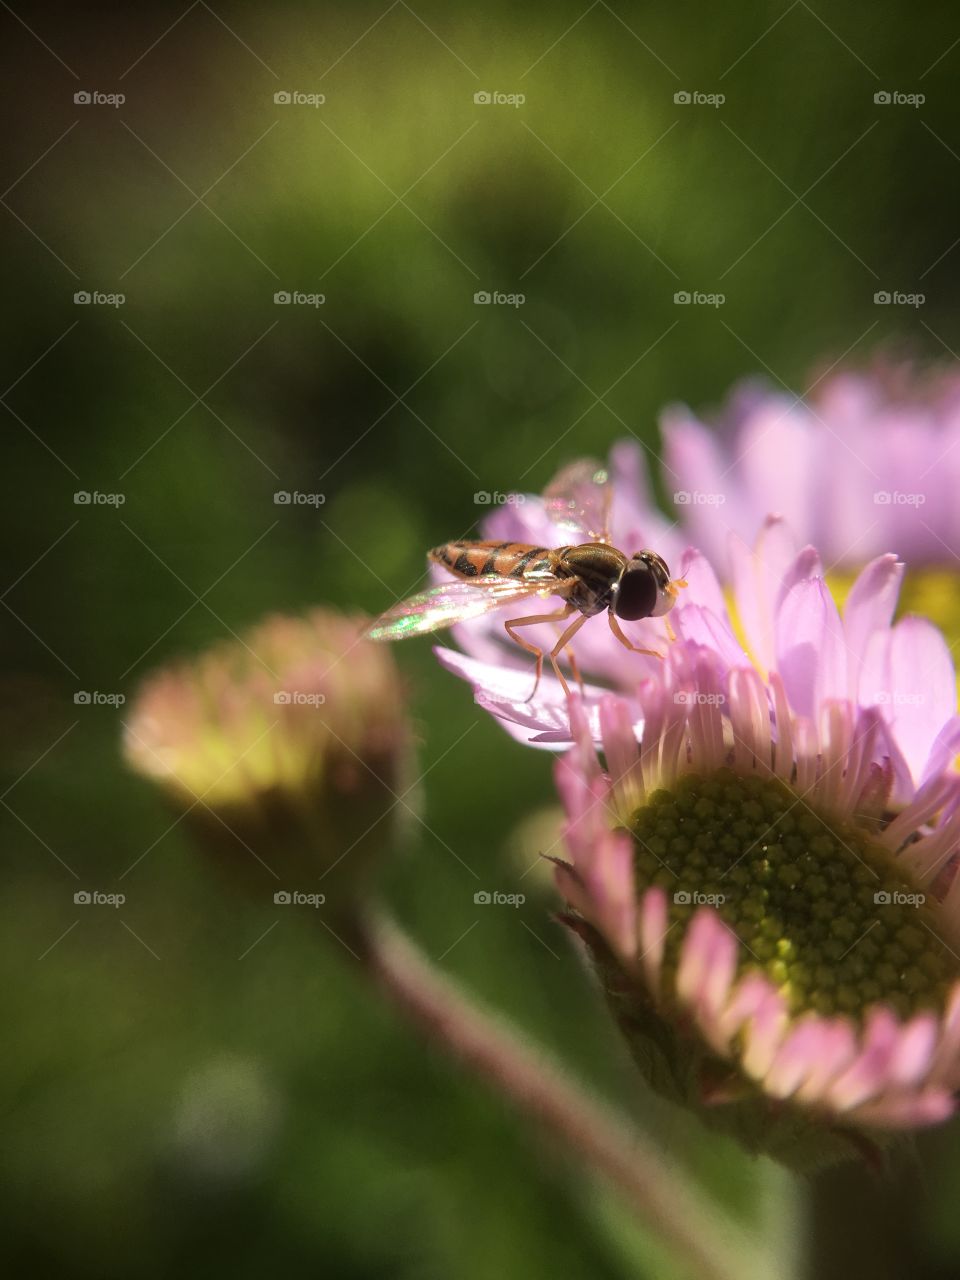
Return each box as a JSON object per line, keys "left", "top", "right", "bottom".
{"left": 554, "top": 661, "right": 960, "bottom": 1167}
{"left": 662, "top": 362, "right": 960, "bottom": 575}
{"left": 428, "top": 455, "right": 960, "bottom": 1159}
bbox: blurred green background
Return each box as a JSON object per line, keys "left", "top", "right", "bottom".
{"left": 4, "top": 2, "right": 960, "bottom": 1276}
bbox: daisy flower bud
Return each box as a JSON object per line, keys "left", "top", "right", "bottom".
{"left": 123, "top": 610, "right": 412, "bottom": 896}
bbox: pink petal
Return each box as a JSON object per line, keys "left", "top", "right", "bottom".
{"left": 729, "top": 667, "right": 773, "bottom": 773}
{"left": 886, "top": 617, "right": 956, "bottom": 785}
{"left": 888, "top": 1012, "right": 939, "bottom": 1088}
{"left": 849, "top": 1090, "right": 955, "bottom": 1129}
{"left": 921, "top": 715, "right": 960, "bottom": 787}
{"left": 661, "top": 411, "right": 735, "bottom": 569}
{"left": 609, "top": 439, "right": 666, "bottom": 543}
{"left": 676, "top": 909, "right": 726, "bottom": 1005}
{"left": 554, "top": 757, "right": 599, "bottom": 861}
{"left": 769, "top": 672, "right": 795, "bottom": 782}
{"left": 826, "top": 1007, "right": 900, "bottom": 1111}
{"left": 792, "top": 715, "right": 819, "bottom": 795}
{"left": 842, "top": 554, "right": 904, "bottom": 705}
{"left": 765, "top": 1018, "right": 831, "bottom": 1099}
{"left": 930, "top": 983, "right": 960, "bottom": 1088}
{"left": 639, "top": 887, "right": 670, "bottom": 997}
{"left": 777, "top": 545, "right": 824, "bottom": 603}
{"left": 553, "top": 862, "right": 594, "bottom": 922}
{"left": 794, "top": 1019, "right": 858, "bottom": 1104}
{"left": 729, "top": 517, "right": 798, "bottom": 672}
{"left": 583, "top": 830, "right": 639, "bottom": 959}
{"left": 599, "top": 696, "right": 644, "bottom": 819}
{"left": 717, "top": 971, "right": 779, "bottom": 1050}
{"left": 672, "top": 604, "right": 749, "bottom": 672}
{"left": 776, "top": 578, "right": 847, "bottom": 719}
{"left": 741, "top": 986, "right": 790, "bottom": 1079}
{"left": 433, "top": 647, "right": 606, "bottom": 748}
{"left": 675, "top": 909, "right": 743, "bottom": 1056}
{"left": 696, "top": 921, "right": 739, "bottom": 1044}
{"left": 677, "top": 548, "right": 729, "bottom": 622}
{"left": 820, "top": 417, "right": 889, "bottom": 565}
{"left": 815, "top": 700, "right": 855, "bottom": 813}
{"left": 737, "top": 398, "right": 816, "bottom": 546}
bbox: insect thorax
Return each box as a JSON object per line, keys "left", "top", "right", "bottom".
{"left": 557, "top": 543, "right": 627, "bottom": 615}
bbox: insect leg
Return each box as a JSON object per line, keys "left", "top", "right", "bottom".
{"left": 608, "top": 610, "right": 664, "bottom": 660}
{"left": 549, "top": 613, "right": 590, "bottom": 697}
{"left": 565, "top": 644, "right": 586, "bottom": 696}
{"left": 505, "top": 604, "right": 577, "bottom": 702}
{"left": 546, "top": 606, "right": 586, "bottom": 694}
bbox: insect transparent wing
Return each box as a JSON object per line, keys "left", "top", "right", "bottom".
{"left": 543, "top": 458, "right": 612, "bottom": 543}
{"left": 366, "top": 575, "right": 565, "bottom": 641}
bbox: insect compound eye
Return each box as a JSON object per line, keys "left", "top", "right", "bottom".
{"left": 631, "top": 549, "right": 669, "bottom": 582}
{"left": 621, "top": 550, "right": 676, "bottom": 619}
{"left": 614, "top": 564, "right": 659, "bottom": 621}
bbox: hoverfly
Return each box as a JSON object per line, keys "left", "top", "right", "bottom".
{"left": 366, "top": 460, "right": 686, "bottom": 698}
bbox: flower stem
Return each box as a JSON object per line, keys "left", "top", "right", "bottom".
{"left": 348, "top": 909, "right": 776, "bottom": 1280}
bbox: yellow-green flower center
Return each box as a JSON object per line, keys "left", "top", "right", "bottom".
{"left": 897, "top": 568, "right": 960, "bottom": 642}
{"left": 631, "top": 769, "right": 956, "bottom": 1020}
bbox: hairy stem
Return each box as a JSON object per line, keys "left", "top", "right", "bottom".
{"left": 348, "top": 908, "right": 777, "bottom": 1280}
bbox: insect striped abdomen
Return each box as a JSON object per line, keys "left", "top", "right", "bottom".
{"left": 430, "top": 541, "right": 556, "bottom": 580}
